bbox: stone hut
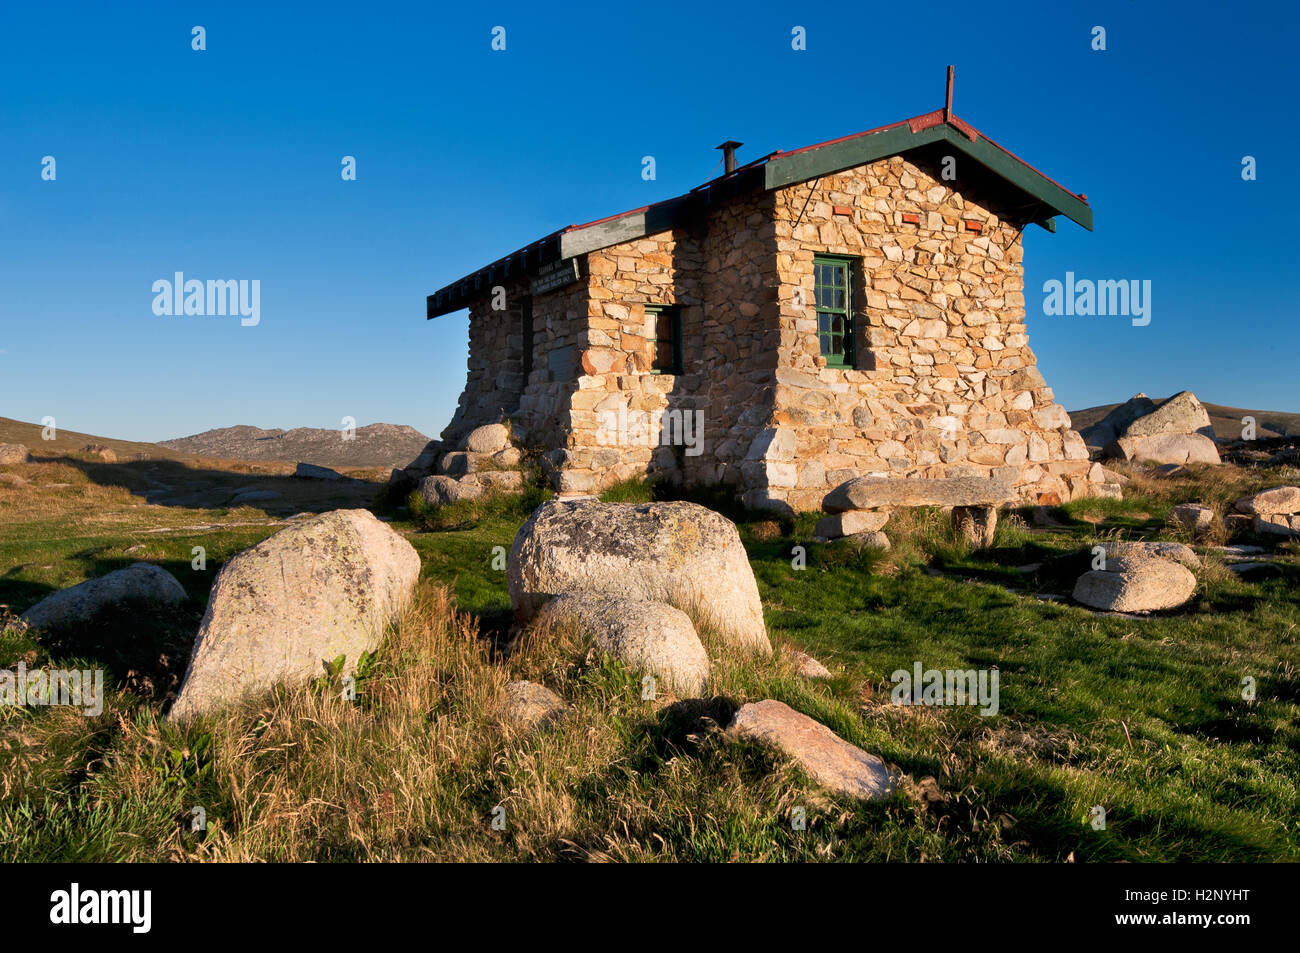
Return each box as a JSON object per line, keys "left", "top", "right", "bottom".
{"left": 426, "top": 87, "right": 1101, "bottom": 513}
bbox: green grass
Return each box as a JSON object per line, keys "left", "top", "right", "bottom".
{"left": 0, "top": 455, "right": 1297, "bottom": 861}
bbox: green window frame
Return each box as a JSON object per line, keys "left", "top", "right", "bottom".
{"left": 647, "top": 305, "right": 682, "bottom": 374}
{"left": 813, "top": 255, "right": 854, "bottom": 367}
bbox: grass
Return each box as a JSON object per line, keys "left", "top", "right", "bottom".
{"left": 0, "top": 452, "right": 1297, "bottom": 861}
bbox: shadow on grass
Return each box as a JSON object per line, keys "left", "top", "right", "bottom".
{"left": 23, "top": 454, "right": 381, "bottom": 514}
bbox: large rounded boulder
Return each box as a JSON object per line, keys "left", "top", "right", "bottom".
{"left": 1072, "top": 552, "right": 1197, "bottom": 613}
{"left": 507, "top": 499, "right": 770, "bottom": 655}
{"left": 535, "top": 594, "right": 710, "bottom": 696}
{"left": 169, "top": 509, "right": 420, "bottom": 721}
{"left": 21, "top": 562, "right": 187, "bottom": 632}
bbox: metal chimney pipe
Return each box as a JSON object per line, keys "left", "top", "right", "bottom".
{"left": 716, "top": 140, "right": 743, "bottom": 175}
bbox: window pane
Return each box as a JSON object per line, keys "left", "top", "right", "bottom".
{"left": 832, "top": 315, "right": 844, "bottom": 335}
{"left": 655, "top": 311, "right": 672, "bottom": 342}
{"left": 829, "top": 335, "right": 843, "bottom": 356}
{"left": 818, "top": 312, "right": 830, "bottom": 333}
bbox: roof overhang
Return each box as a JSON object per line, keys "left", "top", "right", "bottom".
{"left": 427, "top": 110, "right": 1091, "bottom": 319}
{"left": 764, "top": 111, "right": 1092, "bottom": 232}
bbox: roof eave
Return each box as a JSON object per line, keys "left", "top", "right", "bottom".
{"left": 763, "top": 119, "right": 1093, "bottom": 232}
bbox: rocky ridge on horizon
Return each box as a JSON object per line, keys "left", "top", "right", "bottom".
{"left": 159, "top": 423, "right": 432, "bottom": 469}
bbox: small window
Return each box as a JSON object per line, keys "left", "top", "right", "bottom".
{"left": 814, "top": 256, "right": 854, "bottom": 368}
{"left": 647, "top": 305, "right": 682, "bottom": 374}
{"left": 521, "top": 297, "right": 534, "bottom": 380}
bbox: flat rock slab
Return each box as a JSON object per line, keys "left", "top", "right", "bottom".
{"left": 534, "top": 594, "right": 710, "bottom": 696}
{"left": 21, "top": 562, "right": 187, "bottom": 631}
{"left": 728, "top": 699, "right": 896, "bottom": 802}
{"left": 504, "top": 680, "right": 565, "bottom": 728}
{"left": 508, "top": 499, "right": 770, "bottom": 655}
{"left": 169, "top": 509, "right": 420, "bottom": 721}
{"left": 823, "top": 476, "right": 1016, "bottom": 514}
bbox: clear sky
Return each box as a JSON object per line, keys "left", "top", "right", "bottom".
{"left": 1, "top": 0, "right": 1295, "bottom": 442}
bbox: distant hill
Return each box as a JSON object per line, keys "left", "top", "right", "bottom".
{"left": 1069, "top": 399, "right": 1299, "bottom": 441}
{"left": 159, "top": 423, "right": 431, "bottom": 468}
{"left": 0, "top": 416, "right": 194, "bottom": 462}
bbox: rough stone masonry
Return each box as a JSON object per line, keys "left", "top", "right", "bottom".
{"left": 426, "top": 97, "right": 1102, "bottom": 514}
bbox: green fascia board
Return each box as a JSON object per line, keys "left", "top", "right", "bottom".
{"left": 765, "top": 124, "right": 948, "bottom": 189}
{"left": 764, "top": 123, "right": 1092, "bottom": 232}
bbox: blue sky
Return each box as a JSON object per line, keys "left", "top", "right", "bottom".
{"left": 1, "top": 0, "right": 1295, "bottom": 442}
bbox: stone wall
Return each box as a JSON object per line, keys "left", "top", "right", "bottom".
{"left": 440, "top": 154, "right": 1099, "bottom": 509}
{"left": 752, "top": 154, "right": 1094, "bottom": 510}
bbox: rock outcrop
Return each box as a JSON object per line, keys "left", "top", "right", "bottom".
{"left": 1097, "top": 392, "right": 1221, "bottom": 466}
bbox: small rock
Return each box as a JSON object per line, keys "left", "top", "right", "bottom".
{"left": 469, "top": 470, "right": 524, "bottom": 493}
{"left": 846, "top": 530, "right": 891, "bottom": 551}
{"left": 0, "top": 444, "right": 31, "bottom": 465}
{"left": 439, "top": 451, "right": 488, "bottom": 477}
{"left": 419, "top": 475, "right": 483, "bottom": 506}
{"left": 789, "top": 650, "right": 832, "bottom": 679}
{"left": 79, "top": 444, "right": 117, "bottom": 462}
{"left": 815, "top": 510, "right": 889, "bottom": 539}
{"left": 1228, "top": 562, "right": 1278, "bottom": 575}
{"left": 728, "top": 699, "right": 897, "bottom": 802}
{"left": 952, "top": 505, "right": 998, "bottom": 548}
{"left": 388, "top": 468, "right": 417, "bottom": 493}
{"left": 295, "top": 462, "right": 343, "bottom": 480}
{"left": 231, "top": 489, "right": 282, "bottom": 505}
{"left": 465, "top": 424, "right": 511, "bottom": 455}
{"left": 504, "top": 680, "right": 565, "bottom": 728}
{"left": 1170, "top": 503, "right": 1215, "bottom": 536}
{"left": 492, "top": 446, "right": 523, "bottom": 468}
